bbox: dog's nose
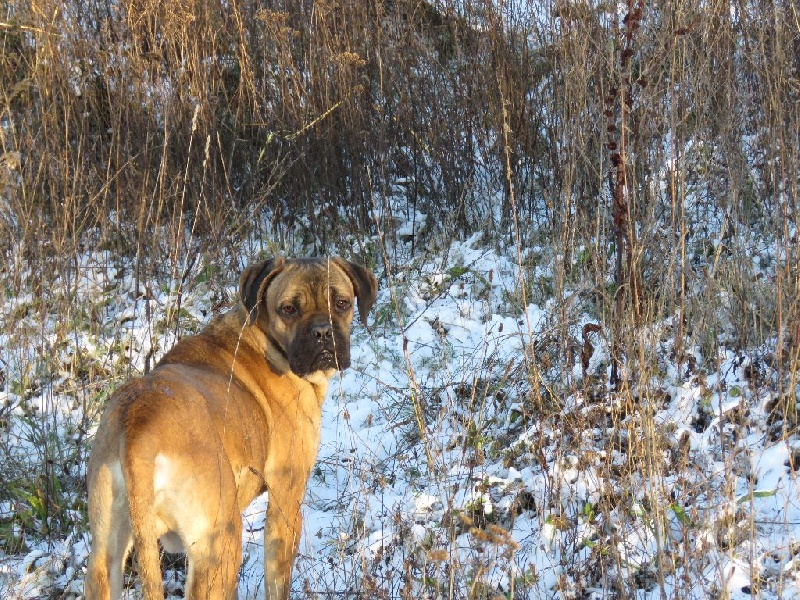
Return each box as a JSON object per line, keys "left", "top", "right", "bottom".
{"left": 311, "top": 322, "right": 333, "bottom": 341}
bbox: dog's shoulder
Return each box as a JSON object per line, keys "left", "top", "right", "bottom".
{"left": 156, "top": 306, "right": 266, "bottom": 369}
{"left": 156, "top": 334, "right": 220, "bottom": 370}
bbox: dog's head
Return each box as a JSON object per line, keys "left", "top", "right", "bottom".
{"left": 239, "top": 257, "right": 377, "bottom": 379}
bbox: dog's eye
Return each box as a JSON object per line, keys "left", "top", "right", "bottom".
{"left": 335, "top": 299, "right": 351, "bottom": 311}
{"left": 280, "top": 305, "right": 297, "bottom": 316}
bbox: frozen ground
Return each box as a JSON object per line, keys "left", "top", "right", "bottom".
{"left": 1, "top": 230, "right": 799, "bottom": 599}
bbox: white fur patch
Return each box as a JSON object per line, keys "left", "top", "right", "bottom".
{"left": 151, "top": 453, "right": 211, "bottom": 552}
{"left": 153, "top": 453, "right": 173, "bottom": 492}
{"left": 110, "top": 460, "right": 125, "bottom": 485}
{"left": 303, "top": 368, "right": 335, "bottom": 391}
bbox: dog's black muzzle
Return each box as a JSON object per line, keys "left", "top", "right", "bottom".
{"left": 289, "top": 316, "right": 351, "bottom": 375}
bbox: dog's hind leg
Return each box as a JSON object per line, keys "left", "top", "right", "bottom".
{"left": 184, "top": 512, "right": 242, "bottom": 600}
{"left": 182, "top": 462, "right": 242, "bottom": 599}
{"left": 85, "top": 462, "right": 133, "bottom": 600}
{"left": 125, "top": 446, "right": 166, "bottom": 600}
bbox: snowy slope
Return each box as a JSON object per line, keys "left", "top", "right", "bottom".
{"left": 1, "top": 230, "right": 799, "bottom": 599}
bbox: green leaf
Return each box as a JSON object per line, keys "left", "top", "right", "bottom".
{"left": 737, "top": 489, "right": 777, "bottom": 504}
{"left": 668, "top": 502, "right": 694, "bottom": 527}
{"left": 447, "top": 265, "right": 470, "bottom": 279}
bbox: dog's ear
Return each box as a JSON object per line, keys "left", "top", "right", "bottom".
{"left": 239, "top": 258, "right": 285, "bottom": 325}
{"left": 334, "top": 259, "right": 378, "bottom": 326}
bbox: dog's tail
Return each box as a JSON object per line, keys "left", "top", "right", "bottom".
{"left": 123, "top": 436, "right": 165, "bottom": 600}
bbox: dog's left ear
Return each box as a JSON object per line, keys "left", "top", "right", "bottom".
{"left": 334, "top": 258, "right": 378, "bottom": 326}
{"left": 240, "top": 257, "right": 286, "bottom": 325}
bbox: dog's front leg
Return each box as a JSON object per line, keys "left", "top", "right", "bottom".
{"left": 263, "top": 477, "right": 306, "bottom": 600}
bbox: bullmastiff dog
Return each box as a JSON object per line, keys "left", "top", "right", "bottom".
{"left": 84, "top": 257, "right": 377, "bottom": 600}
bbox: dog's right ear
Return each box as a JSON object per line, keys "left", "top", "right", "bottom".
{"left": 239, "top": 258, "right": 285, "bottom": 325}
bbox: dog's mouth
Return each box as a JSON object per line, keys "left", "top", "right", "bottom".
{"left": 289, "top": 347, "right": 350, "bottom": 377}
{"left": 311, "top": 349, "right": 344, "bottom": 371}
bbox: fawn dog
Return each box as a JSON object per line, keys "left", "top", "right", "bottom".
{"left": 84, "top": 257, "right": 377, "bottom": 599}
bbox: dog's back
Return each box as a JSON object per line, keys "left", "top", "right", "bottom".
{"left": 85, "top": 326, "right": 272, "bottom": 600}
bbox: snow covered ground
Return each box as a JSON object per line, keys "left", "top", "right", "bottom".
{"left": 1, "top": 225, "right": 799, "bottom": 599}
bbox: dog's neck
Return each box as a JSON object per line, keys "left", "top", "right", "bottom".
{"left": 302, "top": 369, "right": 336, "bottom": 403}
